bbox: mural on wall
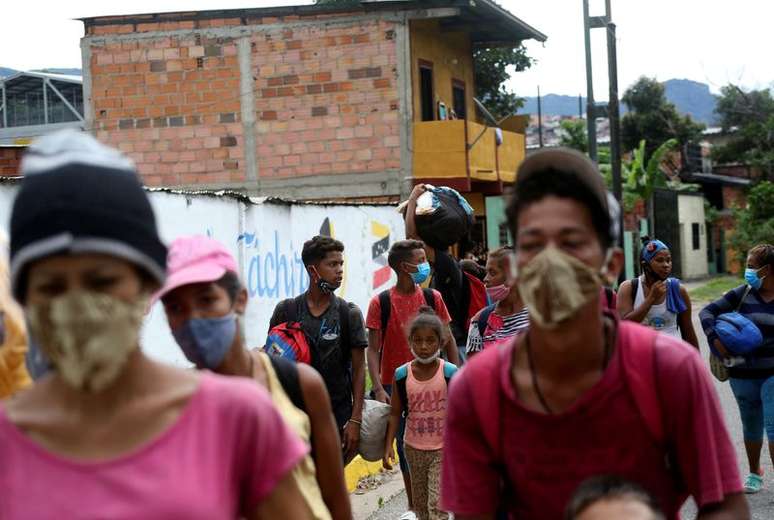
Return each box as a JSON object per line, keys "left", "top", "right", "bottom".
{"left": 238, "top": 230, "right": 309, "bottom": 300}
{"left": 0, "top": 185, "right": 404, "bottom": 367}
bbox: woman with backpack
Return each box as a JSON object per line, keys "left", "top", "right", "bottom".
{"left": 156, "top": 235, "right": 351, "bottom": 520}
{"left": 0, "top": 131, "right": 311, "bottom": 518}
{"left": 700, "top": 244, "right": 774, "bottom": 494}
{"left": 383, "top": 307, "right": 458, "bottom": 520}
{"left": 465, "top": 246, "right": 529, "bottom": 357}
{"left": 617, "top": 237, "right": 699, "bottom": 348}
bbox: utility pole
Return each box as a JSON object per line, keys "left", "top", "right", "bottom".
{"left": 582, "top": 0, "right": 623, "bottom": 248}
{"left": 537, "top": 86, "right": 544, "bottom": 148}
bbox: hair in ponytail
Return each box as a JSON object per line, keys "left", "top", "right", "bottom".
{"left": 408, "top": 305, "right": 444, "bottom": 343}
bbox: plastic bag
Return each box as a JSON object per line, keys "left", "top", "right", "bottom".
{"left": 358, "top": 399, "right": 391, "bottom": 462}
{"left": 398, "top": 185, "right": 474, "bottom": 249}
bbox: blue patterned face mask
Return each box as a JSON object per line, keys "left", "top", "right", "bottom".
{"left": 407, "top": 262, "right": 431, "bottom": 285}
{"left": 172, "top": 313, "right": 237, "bottom": 369}
{"left": 25, "top": 332, "right": 52, "bottom": 380}
{"left": 745, "top": 267, "right": 766, "bottom": 290}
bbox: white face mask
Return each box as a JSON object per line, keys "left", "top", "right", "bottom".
{"left": 411, "top": 348, "right": 441, "bottom": 365}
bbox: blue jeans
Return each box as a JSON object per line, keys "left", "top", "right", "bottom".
{"left": 730, "top": 376, "right": 774, "bottom": 443}
{"left": 383, "top": 383, "right": 409, "bottom": 473}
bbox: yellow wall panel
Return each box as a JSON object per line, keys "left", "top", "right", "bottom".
{"left": 410, "top": 20, "right": 476, "bottom": 123}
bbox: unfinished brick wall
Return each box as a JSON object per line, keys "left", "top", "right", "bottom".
{"left": 251, "top": 19, "right": 400, "bottom": 179}
{"left": 0, "top": 147, "right": 24, "bottom": 176}
{"left": 90, "top": 33, "right": 245, "bottom": 186}
{"left": 87, "top": 13, "right": 402, "bottom": 188}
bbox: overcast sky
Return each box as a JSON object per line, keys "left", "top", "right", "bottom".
{"left": 2, "top": 0, "right": 771, "bottom": 98}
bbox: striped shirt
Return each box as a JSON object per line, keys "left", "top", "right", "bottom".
{"left": 466, "top": 307, "right": 530, "bottom": 354}
{"left": 700, "top": 284, "right": 774, "bottom": 378}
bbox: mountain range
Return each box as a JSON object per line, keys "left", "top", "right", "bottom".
{"left": 1, "top": 68, "right": 717, "bottom": 126}
{"left": 519, "top": 79, "right": 718, "bottom": 125}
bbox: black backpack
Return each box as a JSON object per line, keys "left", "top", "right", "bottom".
{"left": 282, "top": 294, "right": 353, "bottom": 371}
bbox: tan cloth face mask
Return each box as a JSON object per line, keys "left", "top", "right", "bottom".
{"left": 26, "top": 291, "right": 147, "bottom": 393}
{"left": 516, "top": 247, "right": 604, "bottom": 330}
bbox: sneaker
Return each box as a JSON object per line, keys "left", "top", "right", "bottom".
{"left": 399, "top": 512, "right": 417, "bottom": 520}
{"left": 744, "top": 472, "right": 763, "bottom": 494}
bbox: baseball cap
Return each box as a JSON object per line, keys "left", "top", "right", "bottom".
{"left": 153, "top": 235, "right": 238, "bottom": 303}
{"left": 516, "top": 147, "right": 609, "bottom": 214}
{"left": 515, "top": 147, "right": 616, "bottom": 244}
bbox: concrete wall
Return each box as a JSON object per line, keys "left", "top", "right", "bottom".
{"left": 83, "top": 11, "right": 409, "bottom": 199}
{"left": 677, "top": 193, "right": 709, "bottom": 280}
{"left": 0, "top": 184, "right": 404, "bottom": 366}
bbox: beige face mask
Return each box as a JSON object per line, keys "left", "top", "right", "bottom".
{"left": 516, "top": 247, "right": 606, "bottom": 330}
{"left": 26, "top": 291, "right": 147, "bottom": 393}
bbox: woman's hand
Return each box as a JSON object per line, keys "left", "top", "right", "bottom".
{"left": 383, "top": 445, "right": 396, "bottom": 470}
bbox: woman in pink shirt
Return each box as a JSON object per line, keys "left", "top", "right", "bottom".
{"left": 0, "top": 131, "right": 311, "bottom": 519}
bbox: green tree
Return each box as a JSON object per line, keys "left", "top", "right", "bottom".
{"left": 473, "top": 46, "right": 533, "bottom": 121}
{"left": 623, "top": 138, "right": 680, "bottom": 227}
{"left": 730, "top": 181, "right": 774, "bottom": 263}
{"left": 713, "top": 85, "right": 774, "bottom": 180}
{"left": 621, "top": 77, "right": 704, "bottom": 157}
{"left": 558, "top": 119, "right": 588, "bottom": 153}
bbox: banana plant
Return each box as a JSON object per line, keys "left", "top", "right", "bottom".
{"left": 622, "top": 138, "right": 679, "bottom": 232}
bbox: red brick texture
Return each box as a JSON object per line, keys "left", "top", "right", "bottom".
{"left": 88, "top": 14, "right": 401, "bottom": 187}
{"left": 0, "top": 147, "right": 24, "bottom": 176}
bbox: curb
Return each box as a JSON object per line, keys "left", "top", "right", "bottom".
{"left": 345, "top": 455, "right": 385, "bottom": 492}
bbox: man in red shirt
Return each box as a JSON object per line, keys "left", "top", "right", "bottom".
{"left": 440, "top": 148, "right": 747, "bottom": 520}
{"left": 367, "top": 239, "right": 458, "bottom": 517}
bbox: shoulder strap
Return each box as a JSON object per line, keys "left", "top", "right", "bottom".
{"left": 396, "top": 364, "right": 409, "bottom": 416}
{"left": 630, "top": 277, "right": 640, "bottom": 306}
{"left": 337, "top": 298, "right": 351, "bottom": 358}
{"left": 284, "top": 296, "right": 300, "bottom": 323}
{"left": 268, "top": 355, "right": 306, "bottom": 412}
{"left": 618, "top": 322, "right": 665, "bottom": 446}
{"left": 379, "top": 290, "right": 391, "bottom": 334}
{"left": 422, "top": 288, "right": 436, "bottom": 310}
{"left": 736, "top": 285, "right": 752, "bottom": 313}
{"left": 604, "top": 287, "right": 614, "bottom": 309}
{"left": 477, "top": 304, "right": 497, "bottom": 337}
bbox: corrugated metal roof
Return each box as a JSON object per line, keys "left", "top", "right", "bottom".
{"left": 0, "top": 71, "right": 82, "bottom": 86}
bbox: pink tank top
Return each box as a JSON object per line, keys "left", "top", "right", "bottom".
{"left": 404, "top": 361, "right": 448, "bottom": 450}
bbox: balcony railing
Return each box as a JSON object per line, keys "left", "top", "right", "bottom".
{"left": 412, "top": 119, "right": 525, "bottom": 191}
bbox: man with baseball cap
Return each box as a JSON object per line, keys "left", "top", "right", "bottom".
{"left": 441, "top": 148, "right": 747, "bottom": 519}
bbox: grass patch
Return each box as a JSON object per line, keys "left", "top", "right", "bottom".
{"left": 689, "top": 276, "right": 743, "bottom": 303}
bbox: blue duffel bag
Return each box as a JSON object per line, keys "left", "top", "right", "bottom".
{"left": 716, "top": 312, "right": 763, "bottom": 355}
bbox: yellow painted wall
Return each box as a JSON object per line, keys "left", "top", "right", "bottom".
{"left": 498, "top": 131, "right": 525, "bottom": 183}
{"left": 409, "top": 19, "right": 476, "bottom": 123}
{"left": 413, "top": 120, "right": 467, "bottom": 179}
{"left": 467, "top": 121, "right": 497, "bottom": 182}
{"left": 464, "top": 192, "right": 486, "bottom": 217}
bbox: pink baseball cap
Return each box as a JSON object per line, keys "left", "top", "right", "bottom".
{"left": 152, "top": 235, "right": 238, "bottom": 303}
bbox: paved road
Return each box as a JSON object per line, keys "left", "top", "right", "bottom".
{"left": 367, "top": 304, "right": 774, "bottom": 519}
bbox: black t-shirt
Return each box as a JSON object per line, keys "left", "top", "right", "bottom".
{"left": 270, "top": 295, "right": 367, "bottom": 429}
{"left": 431, "top": 249, "right": 467, "bottom": 345}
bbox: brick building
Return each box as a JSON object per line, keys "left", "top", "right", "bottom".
{"left": 0, "top": 146, "right": 24, "bottom": 176}
{"left": 80, "top": 1, "right": 545, "bottom": 250}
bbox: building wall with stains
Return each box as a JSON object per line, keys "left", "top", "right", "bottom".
{"left": 0, "top": 183, "right": 404, "bottom": 365}
{"left": 84, "top": 12, "right": 404, "bottom": 198}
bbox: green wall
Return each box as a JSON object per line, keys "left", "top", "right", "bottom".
{"left": 485, "top": 196, "right": 507, "bottom": 249}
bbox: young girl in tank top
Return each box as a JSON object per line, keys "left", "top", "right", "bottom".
{"left": 383, "top": 307, "right": 458, "bottom": 520}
